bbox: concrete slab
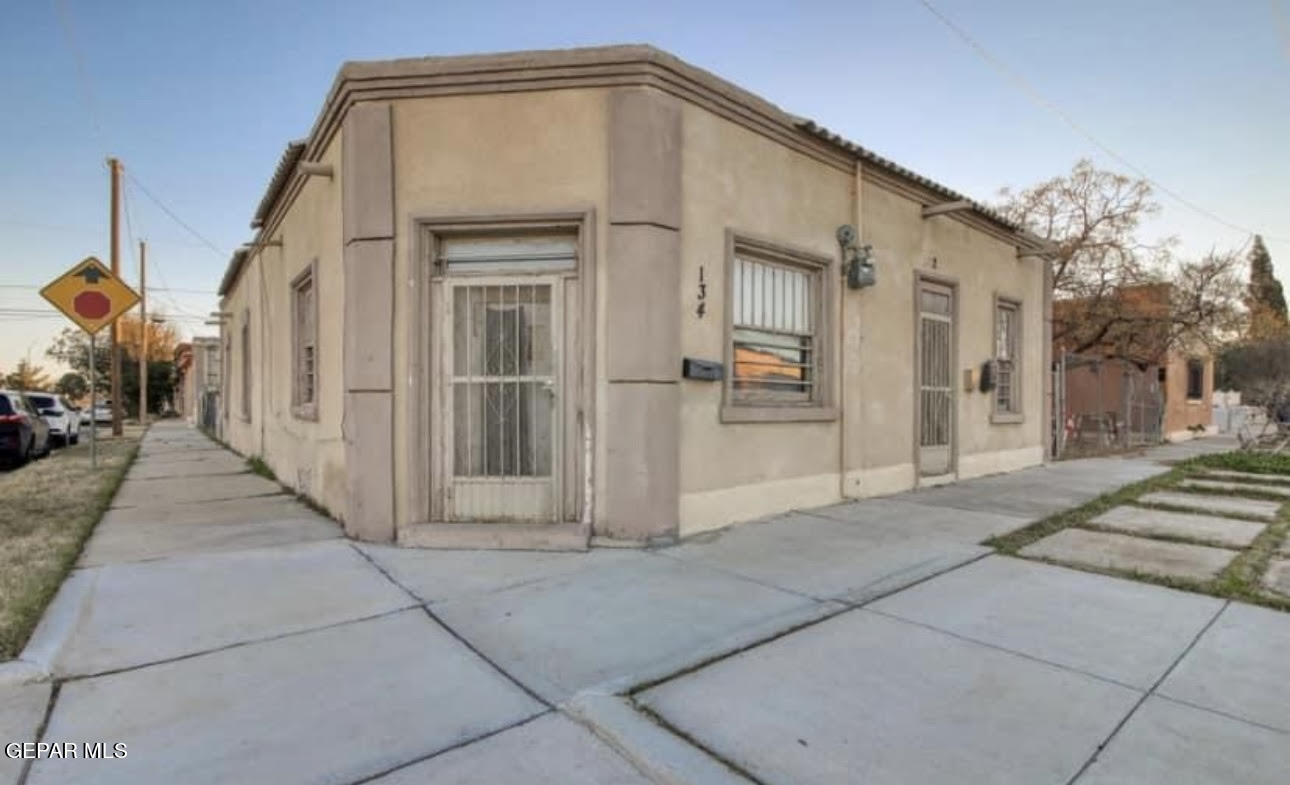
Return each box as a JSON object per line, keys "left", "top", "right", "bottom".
{"left": 111, "top": 472, "right": 285, "bottom": 508}
{"left": 638, "top": 609, "right": 1141, "bottom": 785}
{"left": 53, "top": 541, "right": 414, "bottom": 677}
{"left": 1161, "top": 602, "right": 1290, "bottom": 733}
{"left": 1201, "top": 468, "right": 1290, "bottom": 485}
{"left": 368, "top": 713, "right": 656, "bottom": 785}
{"left": 79, "top": 496, "right": 339, "bottom": 566}
{"left": 1137, "top": 491, "right": 1281, "bottom": 520}
{"left": 27, "top": 610, "right": 546, "bottom": 785}
{"left": 871, "top": 556, "right": 1222, "bottom": 689}
{"left": 126, "top": 454, "right": 248, "bottom": 480}
{"left": 358, "top": 543, "right": 640, "bottom": 604}
{"left": 1077, "top": 697, "right": 1290, "bottom": 785}
{"left": 1020, "top": 528, "right": 1235, "bottom": 581}
{"left": 1144, "top": 436, "right": 1240, "bottom": 463}
{"left": 896, "top": 459, "right": 1164, "bottom": 521}
{"left": 1179, "top": 478, "right": 1290, "bottom": 498}
{"left": 807, "top": 498, "right": 1030, "bottom": 543}
{"left": 1263, "top": 564, "right": 1290, "bottom": 602}
{"left": 79, "top": 515, "right": 340, "bottom": 566}
{"left": 433, "top": 554, "right": 828, "bottom": 701}
{"left": 1089, "top": 506, "right": 1265, "bottom": 548}
{"left": 0, "top": 682, "right": 50, "bottom": 785}
{"left": 667, "top": 511, "right": 989, "bottom": 602}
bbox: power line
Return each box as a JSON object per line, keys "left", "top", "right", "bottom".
{"left": 0, "top": 283, "right": 216, "bottom": 295}
{"left": 913, "top": 0, "right": 1288, "bottom": 244}
{"left": 50, "top": 0, "right": 105, "bottom": 149}
{"left": 125, "top": 173, "right": 226, "bottom": 258}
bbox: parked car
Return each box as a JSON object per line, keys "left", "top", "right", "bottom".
{"left": 26, "top": 392, "right": 80, "bottom": 447}
{"left": 94, "top": 400, "right": 113, "bottom": 425}
{"left": 76, "top": 406, "right": 91, "bottom": 427}
{"left": 0, "top": 390, "right": 51, "bottom": 466}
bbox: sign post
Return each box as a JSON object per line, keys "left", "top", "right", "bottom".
{"left": 39, "top": 255, "right": 140, "bottom": 469}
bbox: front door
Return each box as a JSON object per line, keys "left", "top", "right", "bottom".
{"left": 440, "top": 278, "right": 562, "bottom": 521}
{"left": 918, "top": 281, "right": 955, "bottom": 477}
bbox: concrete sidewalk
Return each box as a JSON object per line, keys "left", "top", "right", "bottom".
{"left": 4, "top": 424, "right": 1285, "bottom": 785}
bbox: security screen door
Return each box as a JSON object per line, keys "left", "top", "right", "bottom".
{"left": 441, "top": 278, "right": 561, "bottom": 522}
{"left": 918, "top": 281, "right": 955, "bottom": 477}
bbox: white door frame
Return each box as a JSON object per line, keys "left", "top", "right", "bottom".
{"left": 914, "top": 273, "right": 958, "bottom": 481}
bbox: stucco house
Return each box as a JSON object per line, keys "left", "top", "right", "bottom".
{"left": 217, "top": 45, "right": 1054, "bottom": 548}
{"left": 1054, "top": 284, "right": 1214, "bottom": 448}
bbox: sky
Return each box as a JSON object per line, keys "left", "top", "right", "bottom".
{"left": 2, "top": 0, "right": 1287, "bottom": 377}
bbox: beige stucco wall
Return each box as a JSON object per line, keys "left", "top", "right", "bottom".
{"left": 221, "top": 132, "right": 347, "bottom": 518}
{"left": 676, "top": 103, "right": 851, "bottom": 534}
{"left": 388, "top": 89, "right": 611, "bottom": 528}
{"left": 854, "top": 181, "right": 1046, "bottom": 491}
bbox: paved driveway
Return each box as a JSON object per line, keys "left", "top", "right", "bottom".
{"left": 3, "top": 424, "right": 1284, "bottom": 784}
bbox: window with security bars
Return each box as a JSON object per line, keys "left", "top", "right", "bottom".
{"left": 730, "top": 254, "right": 819, "bottom": 404}
{"left": 994, "top": 300, "right": 1020, "bottom": 416}
{"left": 292, "top": 268, "right": 317, "bottom": 412}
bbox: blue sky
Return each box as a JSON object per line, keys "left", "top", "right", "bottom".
{"left": 2, "top": 0, "right": 1287, "bottom": 375}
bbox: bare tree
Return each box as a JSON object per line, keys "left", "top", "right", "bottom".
{"left": 999, "top": 159, "right": 1242, "bottom": 360}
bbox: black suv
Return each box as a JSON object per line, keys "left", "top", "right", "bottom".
{"left": 0, "top": 390, "right": 52, "bottom": 466}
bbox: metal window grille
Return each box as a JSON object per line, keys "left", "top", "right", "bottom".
{"left": 995, "top": 302, "right": 1020, "bottom": 414}
{"left": 730, "top": 255, "right": 816, "bottom": 403}
{"left": 293, "top": 273, "right": 316, "bottom": 407}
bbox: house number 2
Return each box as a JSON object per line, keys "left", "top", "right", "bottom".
{"left": 696, "top": 266, "right": 707, "bottom": 318}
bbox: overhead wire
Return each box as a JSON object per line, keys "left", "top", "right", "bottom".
{"left": 913, "top": 0, "right": 1287, "bottom": 244}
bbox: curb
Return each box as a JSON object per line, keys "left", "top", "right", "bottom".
{"left": 12, "top": 568, "right": 98, "bottom": 682}
{"left": 563, "top": 692, "right": 756, "bottom": 785}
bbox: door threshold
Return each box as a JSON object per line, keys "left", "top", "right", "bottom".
{"left": 398, "top": 522, "right": 590, "bottom": 551}
{"left": 918, "top": 473, "right": 958, "bottom": 488}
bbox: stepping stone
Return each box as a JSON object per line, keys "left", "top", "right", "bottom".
{"left": 1137, "top": 491, "right": 1281, "bottom": 521}
{"left": 1201, "top": 468, "right": 1290, "bottom": 485}
{"left": 1265, "top": 559, "right": 1290, "bottom": 598}
{"left": 1020, "top": 529, "right": 1236, "bottom": 582}
{"left": 1089, "top": 506, "right": 1264, "bottom": 548}
{"left": 1179, "top": 478, "right": 1290, "bottom": 498}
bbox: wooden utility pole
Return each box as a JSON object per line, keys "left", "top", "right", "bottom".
{"left": 139, "top": 239, "right": 147, "bottom": 424}
{"left": 108, "top": 157, "right": 123, "bottom": 436}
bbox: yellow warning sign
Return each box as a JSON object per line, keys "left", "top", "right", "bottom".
{"left": 40, "top": 256, "right": 140, "bottom": 335}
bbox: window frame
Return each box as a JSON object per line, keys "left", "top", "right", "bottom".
{"left": 991, "top": 295, "right": 1023, "bottom": 424}
{"left": 1186, "top": 358, "right": 1205, "bottom": 401}
{"left": 240, "top": 309, "right": 252, "bottom": 423}
{"left": 290, "top": 260, "right": 319, "bottom": 420}
{"left": 721, "top": 230, "right": 836, "bottom": 423}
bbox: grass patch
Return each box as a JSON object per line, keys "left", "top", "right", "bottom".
{"left": 1190, "top": 451, "right": 1290, "bottom": 476}
{"left": 0, "top": 428, "right": 142, "bottom": 660}
{"left": 245, "top": 455, "right": 277, "bottom": 482}
{"left": 986, "top": 450, "right": 1290, "bottom": 613}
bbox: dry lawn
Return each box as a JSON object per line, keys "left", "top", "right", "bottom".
{"left": 0, "top": 428, "right": 140, "bottom": 660}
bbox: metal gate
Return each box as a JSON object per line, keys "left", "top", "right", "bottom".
{"left": 440, "top": 278, "right": 561, "bottom": 522}
{"left": 918, "top": 282, "right": 955, "bottom": 476}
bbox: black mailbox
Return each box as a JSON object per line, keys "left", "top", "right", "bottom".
{"left": 682, "top": 358, "right": 723, "bottom": 381}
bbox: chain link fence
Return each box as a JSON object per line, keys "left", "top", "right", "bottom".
{"left": 1051, "top": 353, "right": 1163, "bottom": 459}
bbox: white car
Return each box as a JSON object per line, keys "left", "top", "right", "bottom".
{"left": 26, "top": 392, "right": 80, "bottom": 446}
{"left": 94, "top": 400, "right": 113, "bottom": 425}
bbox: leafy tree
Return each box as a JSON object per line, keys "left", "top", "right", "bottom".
{"left": 1216, "top": 340, "right": 1290, "bottom": 418}
{"left": 46, "top": 327, "right": 109, "bottom": 393}
{"left": 54, "top": 372, "right": 88, "bottom": 401}
{"left": 3, "top": 359, "right": 51, "bottom": 391}
{"left": 1245, "top": 235, "right": 1287, "bottom": 341}
{"left": 999, "top": 159, "right": 1242, "bottom": 359}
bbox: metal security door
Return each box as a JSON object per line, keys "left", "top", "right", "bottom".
{"left": 918, "top": 282, "right": 954, "bottom": 476}
{"left": 442, "top": 278, "right": 561, "bottom": 522}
